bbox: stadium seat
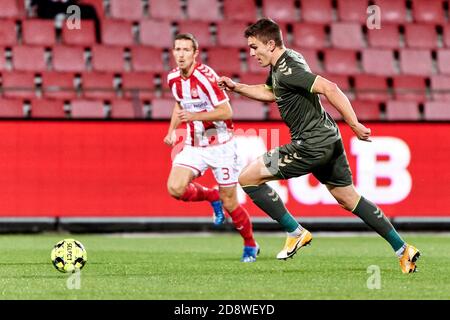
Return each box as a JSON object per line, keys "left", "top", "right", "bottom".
{"left": 392, "top": 76, "right": 426, "bottom": 102}
{"left": 207, "top": 48, "right": 242, "bottom": 73}
{"left": 385, "top": 101, "right": 420, "bottom": 121}
{"left": 130, "top": 46, "right": 164, "bottom": 72}
{"left": 12, "top": 46, "right": 47, "bottom": 71}
{"left": 1, "top": 72, "right": 36, "bottom": 99}
{"left": 102, "top": 20, "right": 134, "bottom": 46}
{"left": 61, "top": 20, "right": 96, "bottom": 46}
{"left": 444, "top": 25, "right": 450, "bottom": 48}
{"left": 373, "top": 0, "right": 407, "bottom": 23}
{"left": 412, "top": 0, "right": 446, "bottom": 24}
{"left": 52, "top": 46, "right": 86, "bottom": 72}
{"left": 300, "top": 0, "right": 333, "bottom": 23}
{"left": 404, "top": 24, "right": 438, "bottom": 49}
{"left": 0, "top": 99, "right": 24, "bottom": 118}
{"left": 320, "top": 98, "right": 343, "bottom": 120}
{"left": 0, "top": 20, "right": 17, "bottom": 46}
{"left": 292, "top": 23, "right": 328, "bottom": 49}
{"left": 121, "top": 72, "right": 156, "bottom": 100}
{"left": 110, "top": 99, "right": 143, "bottom": 119}
{"left": 323, "top": 49, "right": 360, "bottom": 75}
{"left": 437, "top": 50, "right": 450, "bottom": 74}
{"left": 399, "top": 49, "right": 433, "bottom": 76}
{"left": 109, "top": 0, "right": 142, "bottom": 20}
{"left": 187, "top": 0, "right": 221, "bottom": 21}
{"left": 268, "top": 102, "right": 282, "bottom": 120}
{"left": 350, "top": 100, "right": 381, "bottom": 121}
{"left": 430, "top": 75, "right": 450, "bottom": 101}
{"left": 41, "top": 72, "right": 76, "bottom": 100}
{"left": 353, "top": 75, "right": 389, "bottom": 101}
{"left": 0, "top": 0, "right": 24, "bottom": 18}
{"left": 330, "top": 23, "right": 365, "bottom": 49}
{"left": 337, "top": 0, "right": 368, "bottom": 23}
{"left": 223, "top": 0, "right": 257, "bottom": 22}
{"left": 81, "top": 72, "right": 116, "bottom": 99}
{"left": 366, "top": 24, "right": 400, "bottom": 49}
{"left": 239, "top": 73, "right": 268, "bottom": 85}
{"left": 216, "top": 21, "right": 249, "bottom": 48}
{"left": 151, "top": 98, "right": 174, "bottom": 119}
{"left": 289, "top": 48, "right": 321, "bottom": 73}
{"left": 321, "top": 73, "right": 352, "bottom": 98}
{"left": 22, "top": 20, "right": 56, "bottom": 46}
{"left": 30, "top": 99, "right": 66, "bottom": 118}
{"left": 70, "top": 99, "right": 106, "bottom": 118}
{"left": 177, "top": 21, "right": 213, "bottom": 47}
{"left": 263, "top": 0, "right": 297, "bottom": 22}
{"left": 362, "top": 49, "right": 396, "bottom": 75}
{"left": 91, "top": 46, "right": 125, "bottom": 72}
{"left": 0, "top": 47, "right": 6, "bottom": 70}
{"left": 424, "top": 101, "right": 450, "bottom": 120}
{"left": 230, "top": 98, "right": 266, "bottom": 120}
{"left": 149, "top": 0, "right": 185, "bottom": 20}
{"left": 139, "top": 20, "right": 173, "bottom": 48}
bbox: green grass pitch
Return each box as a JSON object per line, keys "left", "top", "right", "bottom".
{"left": 0, "top": 233, "right": 449, "bottom": 300}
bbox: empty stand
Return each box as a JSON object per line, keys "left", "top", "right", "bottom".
{"left": 22, "top": 20, "right": 55, "bottom": 46}
{"left": 91, "top": 46, "right": 125, "bottom": 72}
{"left": 263, "top": 0, "right": 297, "bottom": 22}
{"left": 300, "top": 0, "right": 333, "bottom": 23}
{"left": 366, "top": 24, "right": 400, "bottom": 49}
{"left": 130, "top": 46, "right": 164, "bottom": 72}
{"left": 399, "top": 49, "right": 433, "bottom": 76}
{"left": 0, "top": 20, "right": 17, "bottom": 46}
{"left": 373, "top": 0, "right": 407, "bottom": 23}
{"left": 61, "top": 20, "right": 96, "bottom": 46}
{"left": 121, "top": 72, "right": 155, "bottom": 100}
{"left": 12, "top": 46, "right": 47, "bottom": 71}
{"left": 444, "top": 25, "right": 450, "bottom": 48}
{"left": 0, "top": 99, "right": 24, "bottom": 118}
{"left": 52, "top": 46, "right": 86, "bottom": 72}
{"left": 110, "top": 99, "right": 143, "bottom": 119}
{"left": 331, "top": 23, "right": 365, "bottom": 49}
{"left": 350, "top": 100, "right": 381, "bottom": 120}
{"left": 109, "top": 0, "right": 142, "bottom": 20}
{"left": 385, "top": 101, "right": 420, "bottom": 120}
{"left": 268, "top": 102, "right": 282, "bottom": 120}
{"left": 404, "top": 24, "right": 438, "bottom": 49}
{"left": 151, "top": 98, "right": 174, "bottom": 119}
{"left": 81, "top": 72, "right": 116, "bottom": 99}
{"left": 216, "top": 21, "right": 249, "bottom": 48}
{"left": 102, "top": 20, "right": 134, "bottom": 46}
{"left": 187, "top": 0, "right": 221, "bottom": 21}
{"left": 207, "top": 48, "right": 242, "bottom": 73}
{"left": 71, "top": 99, "right": 105, "bottom": 118}
{"left": 177, "top": 21, "right": 213, "bottom": 47}
{"left": 0, "top": 0, "right": 24, "bottom": 18}
{"left": 149, "top": 0, "right": 185, "bottom": 20}
{"left": 140, "top": 20, "right": 173, "bottom": 48}
{"left": 223, "top": 0, "right": 257, "bottom": 22}
{"left": 292, "top": 23, "right": 327, "bottom": 49}
{"left": 353, "top": 75, "right": 389, "bottom": 101}
{"left": 424, "top": 101, "right": 450, "bottom": 120}
{"left": 392, "top": 76, "right": 427, "bottom": 102}
{"left": 0, "top": 47, "right": 6, "bottom": 70}
{"left": 2, "top": 72, "right": 35, "bottom": 99}
{"left": 412, "top": 0, "right": 446, "bottom": 24}
{"left": 292, "top": 48, "right": 321, "bottom": 73}
{"left": 437, "top": 50, "right": 450, "bottom": 74}
{"left": 30, "top": 99, "right": 66, "bottom": 118}
{"left": 337, "top": 0, "right": 368, "bottom": 23}
{"left": 230, "top": 98, "right": 266, "bottom": 120}
{"left": 430, "top": 75, "right": 450, "bottom": 101}
{"left": 362, "top": 49, "right": 396, "bottom": 75}
{"left": 239, "top": 73, "right": 268, "bottom": 85}
{"left": 41, "top": 72, "right": 76, "bottom": 100}
{"left": 321, "top": 73, "right": 352, "bottom": 98}
{"left": 324, "top": 49, "right": 360, "bottom": 74}
{"left": 320, "top": 98, "right": 344, "bottom": 120}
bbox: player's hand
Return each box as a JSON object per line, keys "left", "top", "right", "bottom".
{"left": 218, "top": 76, "right": 236, "bottom": 91}
{"left": 176, "top": 109, "right": 195, "bottom": 122}
{"left": 163, "top": 131, "right": 176, "bottom": 146}
{"left": 352, "top": 123, "right": 372, "bottom": 142}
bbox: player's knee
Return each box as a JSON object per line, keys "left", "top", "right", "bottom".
{"left": 221, "top": 196, "right": 238, "bottom": 212}
{"left": 167, "top": 183, "right": 186, "bottom": 199}
{"left": 335, "top": 194, "right": 356, "bottom": 211}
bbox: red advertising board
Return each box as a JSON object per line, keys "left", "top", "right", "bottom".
{"left": 0, "top": 121, "right": 448, "bottom": 218}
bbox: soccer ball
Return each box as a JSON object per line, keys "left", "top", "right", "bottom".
{"left": 51, "top": 239, "right": 87, "bottom": 273}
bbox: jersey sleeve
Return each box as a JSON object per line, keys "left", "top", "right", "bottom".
{"left": 278, "top": 63, "right": 317, "bottom": 93}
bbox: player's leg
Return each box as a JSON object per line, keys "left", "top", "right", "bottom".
{"left": 218, "top": 185, "right": 259, "bottom": 262}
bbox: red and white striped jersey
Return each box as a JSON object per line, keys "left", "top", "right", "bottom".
{"left": 167, "top": 62, "right": 234, "bottom": 147}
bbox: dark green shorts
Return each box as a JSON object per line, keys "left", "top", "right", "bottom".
{"left": 262, "top": 139, "right": 353, "bottom": 187}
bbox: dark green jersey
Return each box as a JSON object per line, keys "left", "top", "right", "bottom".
{"left": 266, "top": 49, "right": 341, "bottom": 148}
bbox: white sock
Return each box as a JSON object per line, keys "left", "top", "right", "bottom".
{"left": 287, "top": 226, "right": 304, "bottom": 237}
{"left": 395, "top": 244, "right": 407, "bottom": 257}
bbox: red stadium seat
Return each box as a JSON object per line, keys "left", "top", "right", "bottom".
{"left": 290, "top": 48, "right": 321, "bottom": 73}
{"left": 321, "top": 73, "right": 352, "bottom": 98}
{"left": 61, "top": 20, "right": 96, "bottom": 46}
{"left": 0, "top": 99, "right": 24, "bottom": 118}
{"left": 263, "top": 0, "right": 297, "bottom": 22}
{"left": 385, "top": 101, "right": 420, "bottom": 121}
{"left": 81, "top": 72, "right": 116, "bottom": 99}
{"left": 366, "top": 24, "right": 400, "bottom": 49}
{"left": 12, "top": 46, "right": 47, "bottom": 71}
{"left": 22, "top": 20, "right": 55, "bottom": 46}
{"left": 392, "top": 76, "right": 426, "bottom": 102}
{"left": 350, "top": 100, "right": 381, "bottom": 121}
{"left": 321, "top": 98, "right": 343, "bottom": 120}
{"left": 140, "top": 20, "right": 173, "bottom": 48}
{"left": 216, "top": 21, "right": 249, "bottom": 48}
{"left": 52, "top": 46, "right": 86, "bottom": 72}
{"left": 323, "top": 49, "right": 360, "bottom": 75}
{"left": 239, "top": 73, "right": 268, "bottom": 85}
{"left": 1, "top": 72, "right": 35, "bottom": 99}
{"left": 91, "top": 46, "right": 125, "bottom": 72}
{"left": 41, "top": 72, "right": 76, "bottom": 100}
{"left": 110, "top": 99, "right": 144, "bottom": 119}
{"left": 207, "top": 48, "right": 242, "bottom": 73}
{"left": 430, "top": 75, "right": 450, "bottom": 101}
{"left": 373, "top": 0, "right": 407, "bottom": 23}
{"left": 149, "top": 0, "right": 184, "bottom": 20}
{"left": 268, "top": 102, "right": 282, "bottom": 120}
{"left": 0, "top": 20, "right": 17, "bottom": 46}
{"left": 444, "top": 25, "right": 450, "bottom": 48}
{"left": 300, "top": 0, "right": 333, "bottom": 23}
{"left": 102, "top": 20, "right": 134, "bottom": 46}
{"left": 404, "top": 24, "right": 438, "bottom": 49}
{"left": 437, "top": 50, "right": 450, "bottom": 74}
{"left": 353, "top": 75, "right": 389, "bottom": 101}
{"left": 177, "top": 21, "right": 213, "bottom": 47}
{"left": 109, "top": 0, "right": 142, "bottom": 20}
{"left": 70, "top": 99, "right": 105, "bottom": 118}
{"left": 412, "top": 0, "right": 446, "bottom": 24}
{"left": 0, "top": 47, "right": 6, "bottom": 70}
{"left": 399, "top": 49, "right": 433, "bottom": 76}
{"left": 424, "top": 101, "right": 450, "bottom": 120}
{"left": 292, "top": 23, "right": 328, "bottom": 49}
{"left": 151, "top": 98, "right": 174, "bottom": 119}
{"left": 0, "top": 0, "right": 24, "bottom": 18}
{"left": 130, "top": 46, "right": 164, "bottom": 72}
{"left": 187, "top": 0, "right": 221, "bottom": 22}
{"left": 223, "top": 0, "right": 257, "bottom": 22}
{"left": 30, "top": 99, "right": 66, "bottom": 118}
{"left": 362, "top": 49, "right": 396, "bottom": 75}
{"left": 230, "top": 98, "right": 266, "bottom": 120}
{"left": 330, "top": 23, "right": 365, "bottom": 49}
{"left": 337, "top": 0, "right": 368, "bottom": 23}
{"left": 121, "top": 72, "right": 156, "bottom": 100}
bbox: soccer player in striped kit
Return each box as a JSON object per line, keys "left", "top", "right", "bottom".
{"left": 164, "top": 33, "right": 259, "bottom": 262}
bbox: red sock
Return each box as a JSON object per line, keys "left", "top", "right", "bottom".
{"left": 180, "top": 182, "right": 220, "bottom": 202}
{"left": 228, "top": 206, "right": 256, "bottom": 247}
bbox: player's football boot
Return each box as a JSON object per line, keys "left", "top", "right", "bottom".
{"left": 399, "top": 244, "right": 420, "bottom": 273}
{"left": 276, "top": 229, "right": 312, "bottom": 260}
{"left": 241, "top": 243, "right": 260, "bottom": 263}
{"left": 210, "top": 200, "right": 225, "bottom": 225}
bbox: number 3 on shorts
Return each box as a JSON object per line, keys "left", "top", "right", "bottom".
{"left": 221, "top": 168, "right": 230, "bottom": 181}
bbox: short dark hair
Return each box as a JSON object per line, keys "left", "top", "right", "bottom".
{"left": 244, "top": 18, "right": 284, "bottom": 47}
{"left": 174, "top": 33, "right": 199, "bottom": 51}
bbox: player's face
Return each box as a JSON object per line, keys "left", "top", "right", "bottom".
{"left": 173, "top": 39, "right": 199, "bottom": 71}
{"left": 247, "top": 36, "right": 273, "bottom": 67}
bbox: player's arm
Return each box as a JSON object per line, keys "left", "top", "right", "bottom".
{"left": 176, "top": 101, "right": 232, "bottom": 122}
{"left": 311, "top": 75, "right": 371, "bottom": 142}
{"left": 218, "top": 77, "right": 275, "bottom": 102}
{"left": 164, "top": 102, "right": 182, "bottom": 146}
